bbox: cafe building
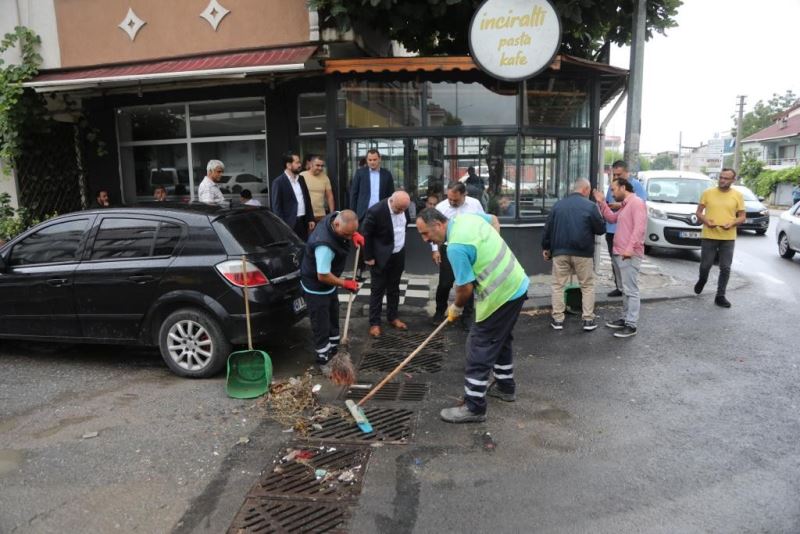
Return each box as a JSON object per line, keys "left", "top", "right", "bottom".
{"left": 19, "top": 0, "right": 627, "bottom": 274}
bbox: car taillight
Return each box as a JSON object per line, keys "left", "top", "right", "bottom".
{"left": 215, "top": 260, "right": 270, "bottom": 287}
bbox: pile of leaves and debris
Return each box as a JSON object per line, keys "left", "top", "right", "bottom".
{"left": 256, "top": 371, "right": 347, "bottom": 436}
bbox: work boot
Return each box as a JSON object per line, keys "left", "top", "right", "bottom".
{"left": 440, "top": 404, "right": 486, "bottom": 423}
{"left": 487, "top": 382, "right": 515, "bottom": 402}
{"left": 316, "top": 350, "right": 331, "bottom": 366}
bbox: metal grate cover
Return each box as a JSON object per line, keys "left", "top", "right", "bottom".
{"left": 358, "top": 351, "right": 442, "bottom": 374}
{"left": 307, "top": 407, "right": 416, "bottom": 444}
{"left": 228, "top": 497, "right": 350, "bottom": 533}
{"left": 251, "top": 445, "right": 370, "bottom": 501}
{"left": 345, "top": 382, "right": 429, "bottom": 402}
{"left": 368, "top": 330, "right": 446, "bottom": 353}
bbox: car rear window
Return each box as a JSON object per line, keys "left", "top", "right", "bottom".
{"left": 213, "top": 210, "right": 300, "bottom": 253}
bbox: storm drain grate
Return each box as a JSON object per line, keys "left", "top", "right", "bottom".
{"left": 250, "top": 445, "right": 370, "bottom": 501}
{"left": 345, "top": 382, "right": 429, "bottom": 402}
{"left": 358, "top": 351, "right": 442, "bottom": 374}
{"left": 227, "top": 497, "right": 350, "bottom": 533}
{"left": 368, "top": 330, "right": 447, "bottom": 353}
{"left": 306, "top": 407, "right": 416, "bottom": 444}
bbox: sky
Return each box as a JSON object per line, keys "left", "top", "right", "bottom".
{"left": 603, "top": 0, "right": 800, "bottom": 155}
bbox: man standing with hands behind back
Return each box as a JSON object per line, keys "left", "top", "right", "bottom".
{"left": 351, "top": 149, "right": 394, "bottom": 278}
{"left": 693, "top": 168, "right": 745, "bottom": 308}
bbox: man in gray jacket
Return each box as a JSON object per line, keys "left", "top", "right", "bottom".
{"left": 541, "top": 178, "right": 605, "bottom": 331}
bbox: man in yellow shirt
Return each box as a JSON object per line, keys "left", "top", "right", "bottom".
{"left": 300, "top": 155, "right": 335, "bottom": 222}
{"left": 694, "top": 168, "right": 745, "bottom": 307}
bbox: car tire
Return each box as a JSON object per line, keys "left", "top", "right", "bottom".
{"left": 158, "top": 308, "right": 230, "bottom": 378}
{"left": 778, "top": 233, "right": 796, "bottom": 259}
{"left": 644, "top": 245, "right": 652, "bottom": 255}
{"left": 755, "top": 229, "right": 767, "bottom": 236}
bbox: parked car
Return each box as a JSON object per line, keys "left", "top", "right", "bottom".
{"left": 0, "top": 204, "right": 307, "bottom": 377}
{"left": 218, "top": 173, "right": 268, "bottom": 194}
{"left": 637, "top": 170, "right": 714, "bottom": 252}
{"left": 732, "top": 184, "right": 770, "bottom": 235}
{"left": 776, "top": 201, "right": 800, "bottom": 259}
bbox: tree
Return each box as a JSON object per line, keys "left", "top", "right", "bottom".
{"left": 651, "top": 154, "right": 674, "bottom": 170}
{"left": 604, "top": 149, "right": 623, "bottom": 165}
{"left": 310, "top": 0, "right": 682, "bottom": 59}
{"left": 731, "top": 90, "right": 797, "bottom": 139}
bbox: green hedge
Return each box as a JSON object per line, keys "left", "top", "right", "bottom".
{"left": 743, "top": 166, "right": 800, "bottom": 197}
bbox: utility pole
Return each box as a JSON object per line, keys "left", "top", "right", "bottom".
{"left": 733, "top": 95, "right": 746, "bottom": 171}
{"left": 624, "top": 0, "right": 646, "bottom": 173}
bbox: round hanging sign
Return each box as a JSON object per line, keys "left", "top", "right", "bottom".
{"left": 468, "top": 0, "right": 562, "bottom": 82}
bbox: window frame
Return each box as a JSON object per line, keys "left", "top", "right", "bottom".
{"left": 8, "top": 217, "right": 93, "bottom": 267}
{"left": 83, "top": 215, "right": 187, "bottom": 263}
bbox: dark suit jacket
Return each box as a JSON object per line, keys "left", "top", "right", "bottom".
{"left": 270, "top": 172, "right": 314, "bottom": 229}
{"left": 350, "top": 167, "right": 394, "bottom": 220}
{"left": 362, "top": 198, "right": 409, "bottom": 269}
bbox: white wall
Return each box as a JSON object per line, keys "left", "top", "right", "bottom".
{"left": 0, "top": 0, "right": 61, "bottom": 69}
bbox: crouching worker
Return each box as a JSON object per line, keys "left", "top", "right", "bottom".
{"left": 415, "top": 208, "right": 529, "bottom": 423}
{"left": 300, "top": 210, "right": 365, "bottom": 366}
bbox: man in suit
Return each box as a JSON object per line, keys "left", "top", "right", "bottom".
{"left": 271, "top": 151, "right": 315, "bottom": 240}
{"left": 351, "top": 149, "right": 394, "bottom": 279}
{"left": 362, "top": 191, "right": 411, "bottom": 337}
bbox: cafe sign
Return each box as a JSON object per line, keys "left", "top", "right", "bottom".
{"left": 469, "top": 0, "right": 561, "bottom": 82}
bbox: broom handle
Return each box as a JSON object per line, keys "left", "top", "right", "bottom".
{"left": 341, "top": 246, "right": 361, "bottom": 344}
{"left": 357, "top": 318, "right": 449, "bottom": 406}
{"left": 241, "top": 255, "right": 253, "bottom": 351}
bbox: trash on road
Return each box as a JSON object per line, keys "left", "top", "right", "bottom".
{"left": 81, "top": 431, "right": 98, "bottom": 439}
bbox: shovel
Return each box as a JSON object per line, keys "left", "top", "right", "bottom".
{"left": 226, "top": 255, "right": 273, "bottom": 399}
{"left": 346, "top": 317, "right": 450, "bottom": 432}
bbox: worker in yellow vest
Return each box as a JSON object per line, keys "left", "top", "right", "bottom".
{"left": 416, "top": 208, "right": 529, "bottom": 423}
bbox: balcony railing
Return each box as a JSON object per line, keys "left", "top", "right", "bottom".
{"left": 765, "top": 157, "right": 798, "bottom": 169}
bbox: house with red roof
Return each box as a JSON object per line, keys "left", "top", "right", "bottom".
{"left": 741, "top": 102, "right": 800, "bottom": 169}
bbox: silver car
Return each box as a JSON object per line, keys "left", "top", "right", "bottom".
{"left": 777, "top": 202, "right": 800, "bottom": 259}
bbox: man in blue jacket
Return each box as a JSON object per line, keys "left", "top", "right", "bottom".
{"left": 541, "top": 178, "right": 605, "bottom": 331}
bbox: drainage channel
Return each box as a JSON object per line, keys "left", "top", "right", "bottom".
{"left": 227, "top": 325, "right": 446, "bottom": 532}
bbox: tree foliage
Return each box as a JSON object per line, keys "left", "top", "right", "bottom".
{"left": 0, "top": 26, "right": 41, "bottom": 167}
{"left": 732, "top": 90, "right": 797, "bottom": 140}
{"left": 651, "top": 153, "right": 675, "bottom": 170}
{"left": 309, "top": 0, "right": 682, "bottom": 58}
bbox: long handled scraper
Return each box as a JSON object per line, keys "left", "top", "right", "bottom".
{"left": 345, "top": 318, "right": 449, "bottom": 432}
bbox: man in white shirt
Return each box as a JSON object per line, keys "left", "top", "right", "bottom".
{"left": 240, "top": 189, "right": 261, "bottom": 207}
{"left": 362, "top": 191, "right": 411, "bottom": 337}
{"left": 432, "top": 181, "right": 485, "bottom": 328}
{"left": 198, "top": 160, "right": 226, "bottom": 205}
{"left": 270, "top": 151, "right": 315, "bottom": 240}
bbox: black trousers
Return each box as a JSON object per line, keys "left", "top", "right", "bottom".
{"left": 698, "top": 238, "right": 735, "bottom": 297}
{"left": 435, "top": 245, "right": 475, "bottom": 319}
{"left": 369, "top": 249, "right": 405, "bottom": 326}
{"left": 304, "top": 290, "right": 340, "bottom": 363}
{"left": 293, "top": 218, "right": 309, "bottom": 241}
{"left": 463, "top": 295, "right": 526, "bottom": 414}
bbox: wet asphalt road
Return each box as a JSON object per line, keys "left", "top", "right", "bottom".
{"left": 1, "top": 215, "right": 799, "bottom": 533}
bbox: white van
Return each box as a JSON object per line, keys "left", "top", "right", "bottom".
{"left": 636, "top": 170, "right": 715, "bottom": 252}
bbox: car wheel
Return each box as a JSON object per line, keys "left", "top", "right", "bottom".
{"left": 778, "top": 233, "right": 795, "bottom": 259}
{"left": 158, "top": 308, "right": 230, "bottom": 377}
{"left": 755, "top": 229, "right": 767, "bottom": 236}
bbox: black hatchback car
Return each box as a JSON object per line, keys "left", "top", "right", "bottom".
{"left": 0, "top": 204, "right": 307, "bottom": 377}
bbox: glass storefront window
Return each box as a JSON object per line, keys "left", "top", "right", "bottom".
{"left": 298, "top": 93, "right": 327, "bottom": 134}
{"left": 192, "top": 140, "right": 268, "bottom": 201}
{"left": 120, "top": 144, "right": 190, "bottom": 200}
{"left": 557, "top": 139, "right": 591, "bottom": 199}
{"left": 518, "top": 138, "right": 557, "bottom": 216}
{"left": 426, "top": 82, "right": 517, "bottom": 126}
{"left": 117, "top": 105, "right": 186, "bottom": 142}
{"left": 523, "top": 78, "right": 590, "bottom": 128}
{"left": 189, "top": 100, "right": 265, "bottom": 137}
{"left": 338, "top": 81, "right": 422, "bottom": 128}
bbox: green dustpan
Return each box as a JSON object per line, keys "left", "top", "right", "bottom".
{"left": 226, "top": 349, "right": 272, "bottom": 399}
{"left": 226, "top": 255, "right": 272, "bottom": 399}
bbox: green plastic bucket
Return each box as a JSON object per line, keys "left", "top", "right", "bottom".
{"left": 225, "top": 349, "right": 272, "bottom": 399}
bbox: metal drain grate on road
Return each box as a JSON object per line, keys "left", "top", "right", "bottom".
{"left": 228, "top": 497, "right": 350, "bottom": 533}
{"left": 358, "top": 351, "right": 442, "bottom": 374}
{"left": 345, "top": 382, "right": 429, "bottom": 402}
{"left": 307, "top": 407, "right": 416, "bottom": 444}
{"left": 368, "top": 330, "right": 447, "bottom": 353}
{"left": 251, "top": 445, "right": 370, "bottom": 500}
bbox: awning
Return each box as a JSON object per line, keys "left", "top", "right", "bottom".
{"left": 25, "top": 45, "right": 319, "bottom": 92}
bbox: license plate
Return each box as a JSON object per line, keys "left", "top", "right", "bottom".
{"left": 745, "top": 218, "right": 753, "bottom": 224}
{"left": 679, "top": 231, "right": 701, "bottom": 239}
{"left": 292, "top": 297, "right": 306, "bottom": 313}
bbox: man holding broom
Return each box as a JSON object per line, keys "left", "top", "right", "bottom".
{"left": 416, "top": 208, "right": 529, "bottom": 423}
{"left": 300, "top": 210, "right": 364, "bottom": 376}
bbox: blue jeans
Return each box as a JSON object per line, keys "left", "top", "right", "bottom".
{"left": 613, "top": 255, "right": 642, "bottom": 328}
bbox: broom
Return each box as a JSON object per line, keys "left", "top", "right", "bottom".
{"left": 328, "top": 245, "right": 360, "bottom": 386}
